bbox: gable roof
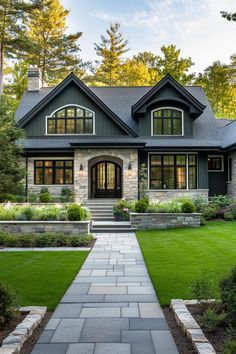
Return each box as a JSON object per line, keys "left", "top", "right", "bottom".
{"left": 16, "top": 73, "right": 137, "bottom": 137}
{"left": 131, "top": 74, "right": 206, "bottom": 117}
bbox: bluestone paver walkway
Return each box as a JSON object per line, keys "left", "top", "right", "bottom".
{"left": 32, "top": 232, "right": 179, "bottom": 354}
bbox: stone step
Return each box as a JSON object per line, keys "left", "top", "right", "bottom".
{"left": 92, "top": 216, "right": 115, "bottom": 221}
{"left": 91, "top": 227, "right": 136, "bottom": 233}
{"left": 92, "top": 221, "right": 131, "bottom": 229}
{"left": 87, "top": 206, "right": 114, "bottom": 210}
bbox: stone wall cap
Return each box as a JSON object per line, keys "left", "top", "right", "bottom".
{"left": 130, "top": 212, "right": 201, "bottom": 216}
{"left": 0, "top": 221, "right": 90, "bottom": 224}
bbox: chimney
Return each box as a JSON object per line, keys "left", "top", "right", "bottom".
{"left": 27, "top": 66, "right": 42, "bottom": 91}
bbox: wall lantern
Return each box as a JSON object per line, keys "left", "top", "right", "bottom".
{"left": 79, "top": 163, "right": 83, "bottom": 171}
{"left": 128, "top": 162, "right": 132, "bottom": 170}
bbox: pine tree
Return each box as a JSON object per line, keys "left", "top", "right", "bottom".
{"left": 94, "top": 23, "right": 129, "bottom": 86}
{"left": 0, "top": 95, "right": 25, "bottom": 194}
{"left": 26, "top": 0, "right": 86, "bottom": 85}
{"left": 0, "top": 0, "right": 42, "bottom": 94}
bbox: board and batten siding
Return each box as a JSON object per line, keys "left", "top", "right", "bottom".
{"left": 24, "top": 83, "right": 127, "bottom": 137}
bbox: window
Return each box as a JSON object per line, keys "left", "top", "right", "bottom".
{"left": 228, "top": 156, "right": 232, "bottom": 182}
{"left": 47, "top": 106, "right": 94, "bottom": 134}
{"left": 34, "top": 160, "right": 73, "bottom": 185}
{"left": 208, "top": 156, "right": 224, "bottom": 171}
{"left": 152, "top": 108, "right": 183, "bottom": 135}
{"left": 149, "top": 154, "right": 197, "bottom": 190}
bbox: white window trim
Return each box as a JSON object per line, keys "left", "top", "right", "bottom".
{"left": 151, "top": 107, "right": 184, "bottom": 136}
{"left": 227, "top": 155, "right": 232, "bottom": 182}
{"left": 147, "top": 151, "right": 198, "bottom": 190}
{"left": 208, "top": 155, "right": 224, "bottom": 172}
{"left": 45, "top": 104, "right": 95, "bottom": 136}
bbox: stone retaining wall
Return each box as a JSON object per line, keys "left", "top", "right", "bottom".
{"left": 0, "top": 221, "right": 90, "bottom": 235}
{"left": 130, "top": 212, "right": 201, "bottom": 230}
{"left": 146, "top": 189, "right": 208, "bottom": 202}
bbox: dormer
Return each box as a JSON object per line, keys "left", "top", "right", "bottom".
{"left": 132, "top": 74, "right": 206, "bottom": 137}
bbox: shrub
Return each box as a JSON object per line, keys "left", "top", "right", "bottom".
{"left": 58, "top": 210, "right": 68, "bottom": 221}
{"left": 0, "top": 206, "right": 17, "bottom": 220}
{"left": 27, "top": 194, "right": 38, "bottom": 203}
{"left": 200, "top": 216, "right": 207, "bottom": 225}
{"left": 16, "top": 234, "right": 35, "bottom": 247}
{"left": 223, "top": 340, "right": 236, "bottom": 354}
{"left": 60, "top": 187, "right": 74, "bottom": 203}
{"left": 68, "top": 234, "right": 93, "bottom": 247}
{"left": 113, "top": 199, "right": 134, "bottom": 221}
{"left": 210, "top": 195, "right": 232, "bottom": 208}
{"left": 200, "top": 307, "right": 227, "bottom": 332}
{"left": 224, "top": 211, "right": 234, "bottom": 221}
{"left": 202, "top": 205, "right": 218, "bottom": 220}
{"left": 193, "top": 196, "right": 207, "bottom": 213}
{"left": 20, "top": 207, "right": 34, "bottom": 221}
{"left": 191, "top": 274, "right": 216, "bottom": 310}
{"left": 67, "top": 204, "right": 84, "bottom": 221}
{"left": 181, "top": 200, "right": 195, "bottom": 213}
{"left": 220, "top": 265, "right": 236, "bottom": 325}
{"left": 135, "top": 198, "right": 149, "bottom": 213}
{"left": 39, "top": 206, "right": 60, "bottom": 221}
{"left": 0, "top": 282, "right": 19, "bottom": 329}
{"left": 39, "top": 188, "right": 52, "bottom": 203}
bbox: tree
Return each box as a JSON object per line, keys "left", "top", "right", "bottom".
{"left": 0, "top": 95, "right": 25, "bottom": 194}
{"left": 156, "top": 45, "right": 195, "bottom": 85}
{"left": 117, "top": 59, "right": 151, "bottom": 86}
{"left": 4, "top": 61, "right": 27, "bottom": 100}
{"left": 195, "top": 61, "right": 236, "bottom": 118}
{"left": 26, "top": 0, "right": 86, "bottom": 85}
{"left": 94, "top": 23, "right": 129, "bottom": 86}
{"left": 221, "top": 11, "right": 236, "bottom": 21}
{"left": 133, "top": 51, "right": 160, "bottom": 85}
{"left": 0, "top": 0, "right": 42, "bottom": 94}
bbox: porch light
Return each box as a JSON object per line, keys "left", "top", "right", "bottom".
{"left": 128, "top": 162, "right": 132, "bottom": 170}
{"left": 79, "top": 163, "right": 83, "bottom": 171}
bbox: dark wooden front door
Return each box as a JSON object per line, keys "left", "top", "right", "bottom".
{"left": 91, "top": 161, "right": 122, "bottom": 198}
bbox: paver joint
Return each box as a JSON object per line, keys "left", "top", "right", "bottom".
{"left": 31, "top": 232, "right": 179, "bottom": 354}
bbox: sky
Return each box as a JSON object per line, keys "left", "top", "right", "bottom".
{"left": 61, "top": 0, "right": 236, "bottom": 73}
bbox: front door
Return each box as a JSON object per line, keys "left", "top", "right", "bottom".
{"left": 91, "top": 161, "right": 122, "bottom": 198}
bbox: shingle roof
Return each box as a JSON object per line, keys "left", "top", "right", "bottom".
{"left": 16, "top": 78, "right": 236, "bottom": 150}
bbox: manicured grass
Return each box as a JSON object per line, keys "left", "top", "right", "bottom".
{"left": 0, "top": 251, "right": 89, "bottom": 310}
{"left": 137, "top": 222, "right": 236, "bottom": 306}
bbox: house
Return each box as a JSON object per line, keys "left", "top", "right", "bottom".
{"left": 16, "top": 67, "right": 236, "bottom": 203}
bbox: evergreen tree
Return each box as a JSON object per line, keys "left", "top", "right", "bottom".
{"left": 0, "top": 95, "right": 25, "bottom": 194}
{"left": 195, "top": 61, "right": 236, "bottom": 118}
{"left": 94, "top": 23, "right": 129, "bottom": 86}
{"left": 26, "top": 0, "right": 86, "bottom": 85}
{"left": 0, "top": 0, "right": 42, "bottom": 94}
{"left": 4, "top": 61, "right": 27, "bottom": 100}
{"left": 221, "top": 11, "right": 236, "bottom": 21}
{"left": 156, "top": 45, "right": 195, "bottom": 85}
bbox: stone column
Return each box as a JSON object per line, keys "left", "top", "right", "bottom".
{"left": 227, "top": 152, "right": 236, "bottom": 196}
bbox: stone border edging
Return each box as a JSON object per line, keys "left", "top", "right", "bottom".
{"left": 0, "top": 247, "right": 91, "bottom": 252}
{"left": 0, "top": 306, "right": 47, "bottom": 354}
{"left": 170, "top": 299, "right": 216, "bottom": 354}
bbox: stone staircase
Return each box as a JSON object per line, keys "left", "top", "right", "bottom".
{"left": 85, "top": 199, "right": 135, "bottom": 233}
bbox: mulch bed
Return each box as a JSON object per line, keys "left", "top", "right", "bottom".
{"left": 163, "top": 307, "right": 197, "bottom": 354}
{"left": 188, "top": 305, "right": 236, "bottom": 354}
{"left": 20, "top": 312, "right": 52, "bottom": 354}
{"left": 0, "top": 313, "right": 27, "bottom": 346}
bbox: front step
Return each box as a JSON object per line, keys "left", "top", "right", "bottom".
{"left": 91, "top": 228, "right": 136, "bottom": 233}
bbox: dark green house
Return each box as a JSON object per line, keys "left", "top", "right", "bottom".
{"left": 16, "top": 67, "right": 236, "bottom": 202}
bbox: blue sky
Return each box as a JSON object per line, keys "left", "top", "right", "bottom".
{"left": 61, "top": 0, "right": 235, "bottom": 73}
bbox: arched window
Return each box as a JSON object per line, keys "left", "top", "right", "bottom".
{"left": 152, "top": 108, "right": 183, "bottom": 135}
{"left": 47, "top": 105, "right": 94, "bottom": 135}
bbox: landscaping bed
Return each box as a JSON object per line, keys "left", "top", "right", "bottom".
{"left": 0, "top": 313, "right": 27, "bottom": 346}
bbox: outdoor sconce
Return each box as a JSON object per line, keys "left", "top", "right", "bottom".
{"left": 79, "top": 163, "right": 83, "bottom": 171}
{"left": 128, "top": 162, "right": 132, "bottom": 170}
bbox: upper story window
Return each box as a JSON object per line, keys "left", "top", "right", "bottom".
{"left": 152, "top": 108, "right": 183, "bottom": 136}
{"left": 47, "top": 105, "right": 94, "bottom": 135}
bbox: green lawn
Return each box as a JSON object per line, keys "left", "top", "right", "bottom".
{"left": 137, "top": 221, "right": 236, "bottom": 306}
{"left": 0, "top": 251, "right": 89, "bottom": 310}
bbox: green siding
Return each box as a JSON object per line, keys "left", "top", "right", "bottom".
{"left": 24, "top": 83, "right": 127, "bottom": 137}
{"left": 138, "top": 84, "right": 197, "bottom": 137}
{"left": 198, "top": 152, "right": 208, "bottom": 189}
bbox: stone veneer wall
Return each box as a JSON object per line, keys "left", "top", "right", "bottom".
{"left": 0, "top": 221, "right": 90, "bottom": 235}
{"left": 27, "top": 158, "right": 74, "bottom": 196}
{"left": 74, "top": 149, "right": 138, "bottom": 202}
{"left": 227, "top": 152, "right": 236, "bottom": 197}
{"left": 146, "top": 189, "right": 208, "bottom": 202}
{"left": 130, "top": 212, "right": 201, "bottom": 230}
